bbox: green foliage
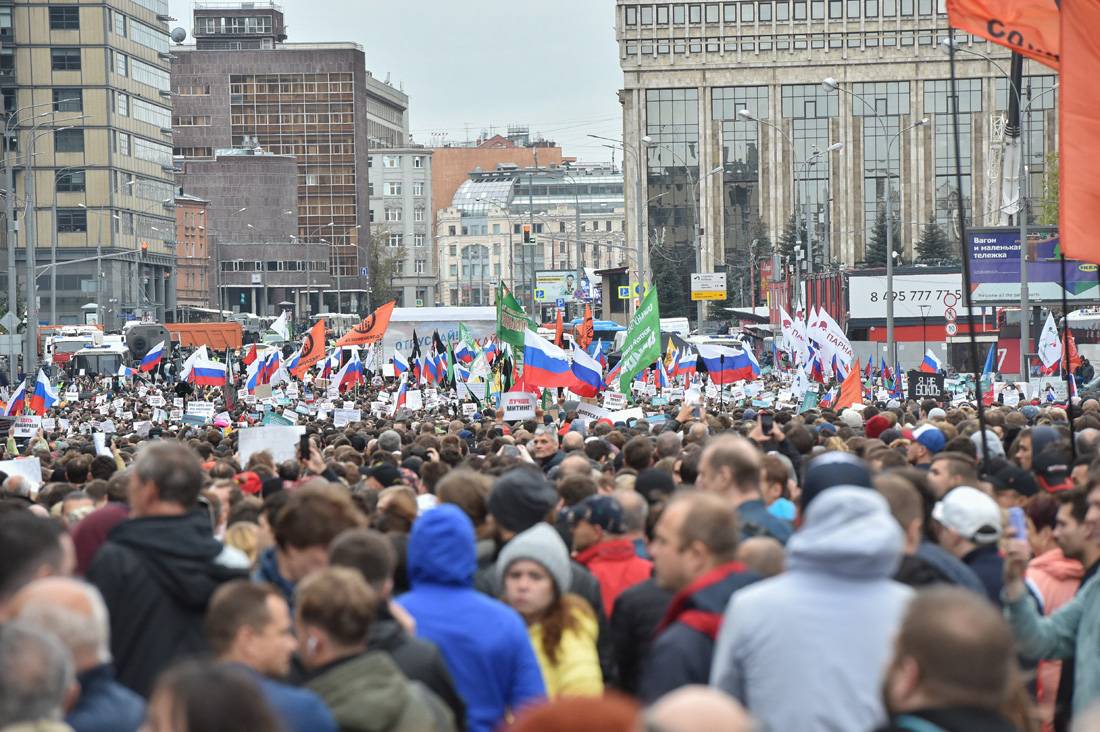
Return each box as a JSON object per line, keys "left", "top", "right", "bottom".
{"left": 865, "top": 209, "right": 902, "bottom": 267}
{"left": 778, "top": 213, "right": 807, "bottom": 262}
{"left": 367, "top": 226, "right": 406, "bottom": 306}
{"left": 916, "top": 213, "right": 955, "bottom": 264}
{"left": 1038, "top": 152, "right": 1059, "bottom": 226}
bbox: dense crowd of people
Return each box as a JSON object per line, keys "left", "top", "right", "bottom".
{"left": 1, "top": 355, "right": 1099, "bottom": 732}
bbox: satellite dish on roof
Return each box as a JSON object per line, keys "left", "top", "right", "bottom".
{"left": 170, "top": 27, "right": 187, "bottom": 44}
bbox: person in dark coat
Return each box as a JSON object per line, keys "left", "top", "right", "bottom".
{"left": 609, "top": 578, "right": 672, "bottom": 695}
{"left": 86, "top": 441, "right": 250, "bottom": 697}
{"left": 329, "top": 527, "right": 466, "bottom": 728}
{"left": 932, "top": 487, "right": 1005, "bottom": 605}
{"left": 637, "top": 492, "right": 758, "bottom": 702}
{"left": 876, "top": 587, "right": 1023, "bottom": 732}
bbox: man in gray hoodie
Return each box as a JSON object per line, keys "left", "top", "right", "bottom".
{"left": 710, "top": 456, "right": 913, "bottom": 732}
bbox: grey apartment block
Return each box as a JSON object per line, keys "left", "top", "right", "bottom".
{"left": 368, "top": 148, "right": 434, "bottom": 307}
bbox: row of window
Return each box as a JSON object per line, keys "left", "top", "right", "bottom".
{"left": 172, "top": 115, "right": 211, "bottom": 127}
{"left": 625, "top": 28, "right": 976, "bottom": 55}
{"left": 381, "top": 182, "right": 426, "bottom": 196}
{"left": 111, "top": 9, "right": 170, "bottom": 53}
{"left": 381, "top": 207, "right": 426, "bottom": 222}
{"left": 196, "top": 15, "right": 275, "bottom": 35}
{"left": 114, "top": 131, "right": 173, "bottom": 166}
{"left": 383, "top": 233, "right": 428, "bottom": 248}
{"left": 622, "top": 0, "right": 944, "bottom": 26}
{"left": 379, "top": 155, "right": 426, "bottom": 169}
{"left": 174, "top": 83, "right": 211, "bottom": 96}
{"left": 112, "top": 50, "right": 171, "bottom": 92}
{"left": 220, "top": 260, "right": 327, "bottom": 272}
{"left": 228, "top": 111, "right": 356, "bottom": 126}
{"left": 113, "top": 92, "right": 172, "bottom": 128}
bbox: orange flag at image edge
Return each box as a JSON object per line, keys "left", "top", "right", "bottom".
{"left": 1058, "top": 0, "right": 1100, "bottom": 264}
{"left": 335, "top": 301, "right": 397, "bottom": 347}
{"left": 291, "top": 319, "right": 326, "bottom": 378}
{"left": 834, "top": 358, "right": 863, "bottom": 411}
{"left": 946, "top": 0, "right": 1059, "bottom": 69}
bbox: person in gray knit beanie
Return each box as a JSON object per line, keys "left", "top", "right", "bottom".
{"left": 494, "top": 523, "right": 571, "bottom": 595}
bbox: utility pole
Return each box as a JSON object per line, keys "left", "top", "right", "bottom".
{"left": 528, "top": 166, "right": 535, "bottom": 313}
{"left": 4, "top": 128, "right": 16, "bottom": 382}
{"left": 24, "top": 129, "right": 37, "bottom": 376}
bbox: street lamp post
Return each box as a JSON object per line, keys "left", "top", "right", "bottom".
{"left": 920, "top": 303, "right": 931, "bottom": 354}
{"left": 822, "top": 78, "right": 926, "bottom": 367}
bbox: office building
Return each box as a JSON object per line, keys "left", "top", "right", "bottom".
{"left": 436, "top": 164, "right": 626, "bottom": 314}
{"left": 2, "top": 0, "right": 177, "bottom": 328}
{"left": 171, "top": 1, "right": 371, "bottom": 313}
{"left": 368, "top": 147, "right": 434, "bottom": 307}
{"left": 366, "top": 72, "right": 408, "bottom": 149}
{"left": 616, "top": 0, "right": 1058, "bottom": 319}
{"left": 174, "top": 191, "right": 209, "bottom": 310}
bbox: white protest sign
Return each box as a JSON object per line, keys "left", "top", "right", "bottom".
{"left": 148, "top": 395, "right": 166, "bottom": 407}
{"left": 575, "top": 402, "right": 611, "bottom": 424}
{"left": 121, "top": 411, "right": 133, "bottom": 421}
{"left": 333, "top": 408, "right": 362, "bottom": 427}
{"left": 41, "top": 418, "right": 56, "bottom": 431}
{"left": 1003, "top": 387, "right": 1021, "bottom": 407}
{"left": 382, "top": 363, "right": 396, "bottom": 378}
{"left": 169, "top": 409, "right": 183, "bottom": 421}
{"left": 99, "top": 420, "right": 117, "bottom": 434}
{"left": 602, "top": 391, "right": 628, "bottom": 411}
{"left": 186, "top": 401, "right": 215, "bottom": 418}
{"left": 13, "top": 416, "right": 41, "bottom": 438}
{"left": 0, "top": 457, "right": 42, "bottom": 488}
{"left": 283, "top": 410, "right": 299, "bottom": 424}
{"left": 134, "top": 421, "right": 152, "bottom": 438}
{"left": 92, "top": 433, "right": 111, "bottom": 456}
{"left": 608, "top": 407, "right": 646, "bottom": 423}
{"left": 63, "top": 390, "right": 79, "bottom": 402}
{"left": 405, "top": 389, "right": 423, "bottom": 412}
{"left": 237, "top": 425, "right": 305, "bottom": 465}
{"left": 461, "top": 402, "right": 477, "bottom": 417}
{"left": 152, "top": 408, "right": 166, "bottom": 423}
{"left": 342, "top": 400, "right": 355, "bottom": 410}
{"left": 173, "top": 397, "right": 184, "bottom": 409}
{"left": 502, "top": 391, "right": 537, "bottom": 421}
{"left": 58, "top": 418, "right": 70, "bottom": 432}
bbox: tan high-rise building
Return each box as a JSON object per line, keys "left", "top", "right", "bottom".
{"left": 174, "top": 192, "right": 209, "bottom": 310}
{"left": 3, "top": 0, "right": 176, "bottom": 329}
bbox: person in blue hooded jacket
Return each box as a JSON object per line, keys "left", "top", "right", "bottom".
{"left": 397, "top": 504, "right": 545, "bottom": 732}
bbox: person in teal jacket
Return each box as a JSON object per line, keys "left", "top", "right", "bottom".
{"left": 398, "top": 505, "right": 546, "bottom": 732}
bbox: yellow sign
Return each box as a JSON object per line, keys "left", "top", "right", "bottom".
{"left": 691, "top": 290, "right": 726, "bottom": 301}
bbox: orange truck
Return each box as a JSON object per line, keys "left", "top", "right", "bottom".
{"left": 166, "top": 322, "right": 243, "bottom": 350}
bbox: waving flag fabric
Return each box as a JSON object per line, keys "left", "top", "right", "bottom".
{"left": 919, "top": 349, "right": 943, "bottom": 374}
{"left": 4, "top": 380, "right": 26, "bottom": 416}
{"left": 393, "top": 349, "right": 409, "bottom": 376}
{"left": 191, "top": 359, "right": 228, "bottom": 387}
{"left": 523, "top": 329, "right": 578, "bottom": 389}
{"left": 698, "top": 343, "right": 759, "bottom": 384}
{"left": 336, "top": 350, "right": 365, "bottom": 391}
{"left": 570, "top": 342, "right": 603, "bottom": 398}
{"left": 29, "top": 371, "right": 58, "bottom": 415}
{"left": 139, "top": 340, "right": 165, "bottom": 372}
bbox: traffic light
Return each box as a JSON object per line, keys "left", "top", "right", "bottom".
{"left": 522, "top": 224, "right": 533, "bottom": 244}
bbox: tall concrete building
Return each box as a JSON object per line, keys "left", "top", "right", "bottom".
{"left": 174, "top": 191, "right": 208, "bottom": 310}
{"left": 2, "top": 0, "right": 177, "bottom": 329}
{"left": 436, "top": 163, "right": 626, "bottom": 315}
{"left": 170, "top": 1, "right": 371, "bottom": 314}
{"left": 616, "top": 0, "right": 1058, "bottom": 319}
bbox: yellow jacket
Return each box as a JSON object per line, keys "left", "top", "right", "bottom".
{"left": 528, "top": 606, "right": 604, "bottom": 698}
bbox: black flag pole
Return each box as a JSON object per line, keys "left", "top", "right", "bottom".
{"left": 948, "top": 30, "right": 991, "bottom": 468}
{"left": 1060, "top": 254, "right": 1077, "bottom": 460}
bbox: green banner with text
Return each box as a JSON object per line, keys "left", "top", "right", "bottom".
{"left": 617, "top": 286, "right": 661, "bottom": 394}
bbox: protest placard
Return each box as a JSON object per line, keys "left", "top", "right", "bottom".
{"left": 13, "top": 416, "right": 41, "bottom": 438}
{"left": 0, "top": 456, "right": 42, "bottom": 487}
{"left": 502, "top": 391, "right": 536, "bottom": 421}
{"left": 238, "top": 425, "right": 305, "bottom": 464}
{"left": 333, "top": 408, "right": 362, "bottom": 427}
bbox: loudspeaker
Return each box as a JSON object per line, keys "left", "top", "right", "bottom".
{"left": 126, "top": 325, "right": 171, "bottom": 362}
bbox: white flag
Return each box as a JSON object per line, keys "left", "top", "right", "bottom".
{"left": 270, "top": 310, "right": 290, "bottom": 340}
{"left": 1037, "top": 313, "right": 1063, "bottom": 368}
{"left": 179, "top": 345, "right": 208, "bottom": 382}
{"left": 778, "top": 305, "right": 809, "bottom": 366}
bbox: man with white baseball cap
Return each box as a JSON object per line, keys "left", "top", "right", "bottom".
{"left": 932, "top": 487, "right": 1004, "bottom": 605}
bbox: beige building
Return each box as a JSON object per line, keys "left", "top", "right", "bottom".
{"left": 616, "top": 0, "right": 1058, "bottom": 320}
{"left": 4, "top": 0, "right": 176, "bottom": 327}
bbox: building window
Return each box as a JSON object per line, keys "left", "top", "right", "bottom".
{"left": 412, "top": 156, "right": 424, "bottom": 168}
{"left": 133, "top": 98, "right": 170, "bottom": 127}
{"left": 413, "top": 182, "right": 424, "bottom": 197}
{"left": 414, "top": 208, "right": 425, "bottom": 222}
{"left": 50, "top": 48, "right": 81, "bottom": 71}
{"left": 383, "top": 155, "right": 400, "bottom": 168}
{"left": 114, "top": 92, "right": 129, "bottom": 116}
{"left": 56, "top": 208, "right": 87, "bottom": 233}
{"left": 385, "top": 208, "right": 402, "bottom": 222}
{"left": 56, "top": 169, "right": 85, "bottom": 192}
{"left": 385, "top": 182, "right": 402, "bottom": 196}
{"left": 414, "top": 233, "right": 425, "bottom": 247}
{"left": 54, "top": 128, "right": 83, "bottom": 153}
{"left": 175, "top": 83, "right": 211, "bottom": 96}
{"left": 414, "top": 259, "right": 425, "bottom": 274}
{"left": 130, "top": 58, "right": 170, "bottom": 91}
{"left": 49, "top": 7, "right": 80, "bottom": 30}
{"left": 113, "top": 50, "right": 127, "bottom": 76}
{"left": 52, "top": 88, "right": 82, "bottom": 112}
{"left": 925, "top": 78, "right": 981, "bottom": 238}
{"left": 114, "top": 131, "right": 131, "bottom": 156}
{"left": 388, "top": 233, "right": 403, "bottom": 247}
{"left": 172, "top": 115, "right": 211, "bottom": 127}
{"left": 112, "top": 10, "right": 126, "bottom": 36}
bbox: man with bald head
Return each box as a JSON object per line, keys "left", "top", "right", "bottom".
{"left": 557, "top": 453, "right": 597, "bottom": 481}
{"left": 11, "top": 577, "right": 144, "bottom": 732}
{"left": 645, "top": 686, "right": 755, "bottom": 732}
{"left": 561, "top": 430, "right": 585, "bottom": 453}
{"left": 696, "top": 434, "right": 791, "bottom": 544}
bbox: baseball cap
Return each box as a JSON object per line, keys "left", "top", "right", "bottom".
{"left": 990, "top": 464, "right": 1040, "bottom": 498}
{"left": 903, "top": 424, "right": 946, "bottom": 454}
{"left": 928, "top": 407, "right": 947, "bottom": 421}
{"left": 1033, "top": 446, "right": 1075, "bottom": 494}
{"left": 800, "top": 452, "right": 873, "bottom": 510}
{"left": 234, "top": 471, "right": 262, "bottom": 496}
{"left": 359, "top": 462, "right": 403, "bottom": 487}
{"left": 565, "top": 495, "right": 625, "bottom": 534}
{"left": 932, "top": 486, "right": 1003, "bottom": 545}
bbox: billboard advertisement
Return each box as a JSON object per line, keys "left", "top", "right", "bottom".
{"left": 535, "top": 270, "right": 582, "bottom": 304}
{"left": 848, "top": 272, "right": 964, "bottom": 320}
{"left": 967, "top": 227, "right": 1100, "bottom": 303}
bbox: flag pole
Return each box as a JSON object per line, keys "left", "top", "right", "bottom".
{"left": 948, "top": 30, "right": 990, "bottom": 467}
{"left": 719, "top": 354, "right": 725, "bottom": 413}
{"left": 1060, "top": 254, "right": 1077, "bottom": 460}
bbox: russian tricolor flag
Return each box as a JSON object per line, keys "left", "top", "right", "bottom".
{"left": 919, "top": 349, "right": 942, "bottom": 374}
{"left": 139, "top": 340, "right": 165, "bottom": 372}
{"left": 570, "top": 342, "right": 603, "bottom": 398}
{"left": 604, "top": 361, "right": 622, "bottom": 387}
{"left": 285, "top": 347, "right": 302, "bottom": 375}
{"left": 672, "top": 348, "right": 697, "bottom": 378}
{"left": 392, "top": 374, "right": 408, "bottom": 415}
{"left": 697, "top": 343, "right": 760, "bottom": 384}
{"left": 423, "top": 353, "right": 441, "bottom": 384}
{"left": 336, "top": 350, "right": 365, "bottom": 391}
{"left": 192, "top": 360, "right": 228, "bottom": 387}
{"left": 259, "top": 350, "right": 281, "bottom": 384}
{"left": 523, "top": 329, "right": 578, "bottom": 389}
{"left": 455, "top": 341, "right": 474, "bottom": 365}
{"left": 4, "top": 380, "right": 26, "bottom": 416}
{"left": 393, "top": 350, "right": 409, "bottom": 376}
{"left": 656, "top": 357, "right": 671, "bottom": 389}
{"left": 29, "top": 371, "right": 57, "bottom": 415}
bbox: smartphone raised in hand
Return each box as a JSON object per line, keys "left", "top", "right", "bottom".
{"left": 299, "top": 434, "right": 311, "bottom": 461}
{"left": 1007, "top": 506, "right": 1028, "bottom": 542}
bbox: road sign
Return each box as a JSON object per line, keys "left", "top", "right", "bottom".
{"left": 690, "top": 272, "right": 727, "bottom": 301}
{"left": 555, "top": 297, "right": 565, "bottom": 308}
{"left": 945, "top": 322, "right": 958, "bottom": 336}
{"left": 360, "top": 267, "right": 370, "bottom": 277}
{"left": 944, "top": 306, "right": 957, "bottom": 321}
{"left": 0, "top": 312, "right": 16, "bottom": 333}
{"left": 617, "top": 286, "right": 631, "bottom": 300}
{"left": 534, "top": 288, "right": 546, "bottom": 302}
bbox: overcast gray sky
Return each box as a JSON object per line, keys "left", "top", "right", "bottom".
{"left": 167, "top": 0, "right": 625, "bottom": 162}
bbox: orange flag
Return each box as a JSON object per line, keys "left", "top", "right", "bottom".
{"left": 335, "top": 301, "right": 396, "bottom": 347}
{"left": 1059, "top": 0, "right": 1100, "bottom": 264}
{"left": 946, "top": 0, "right": 1059, "bottom": 69}
{"left": 291, "top": 319, "right": 326, "bottom": 378}
{"left": 553, "top": 308, "right": 564, "bottom": 348}
{"left": 834, "top": 358, "right": 863, "bottom": 410}
{"left": 575, "top": 303, "right": 594, "bottom": 350}
{"left": 1067, "top": 329, "right": 1084, "bottom": 374}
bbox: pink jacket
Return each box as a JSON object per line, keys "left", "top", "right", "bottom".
{"left": 1028, "top": 548, "right": 1084, "bottom": 731}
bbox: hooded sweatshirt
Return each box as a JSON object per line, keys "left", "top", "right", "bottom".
{"left": 710, "top": 487, "right": 913, "bottom": 732}
{"left": 397, "top": 505, "right": 545, "bottom": 732}
{"left": 86, "top": 510, "right": 250, "bottom": 697}
{"left": 1026, "top": 548, "right": 1084, "bottom": 728}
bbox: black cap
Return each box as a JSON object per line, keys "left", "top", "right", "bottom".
{"left": 360, "top": 462, "right": 403, "bottom": 487}
{"left": 992, "top": 464, "right": 1040, "bottom": 498}
{"left": 488, "top": 467, "right": 559, "bottom": 533}
{"left": 801, "top": 452, "right": 873, "bottom": 510}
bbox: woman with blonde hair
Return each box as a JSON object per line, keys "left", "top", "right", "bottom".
{"left": 224, "top": 521, "right": 260, "bottom": 567}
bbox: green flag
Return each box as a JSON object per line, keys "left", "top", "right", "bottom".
{"left": 618, "top": 286, "right": 662, "bottom": 394}
{"left": 496, "top": 281, "right": 532, "bottom": 351}
{"left": 459, "top": 322, "right": 474, "bottom": 348}
{"left": 446, "top": 341, "right": 455, "bottom": 384}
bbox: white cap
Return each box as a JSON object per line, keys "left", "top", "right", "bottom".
{"left": 928, "top": 407, "right": 947, "bottom": 420}
{"left": 932, "top": 486, "right": 1002, "bottom": 545}
{"left": 840, "top": 408, "right": 863, "bottom": 428}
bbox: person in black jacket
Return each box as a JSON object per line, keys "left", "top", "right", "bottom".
{"left": 329, "top": 527, "right": 466, "bottom": 728}
{"left": 609, "top": 577, "right": 672, "bottom": 694}
{"left": 86, "top": 441, "right": 251, "bottom": 697}
{"left": 638, "top": 491, "right": 758, "bottom": 702}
